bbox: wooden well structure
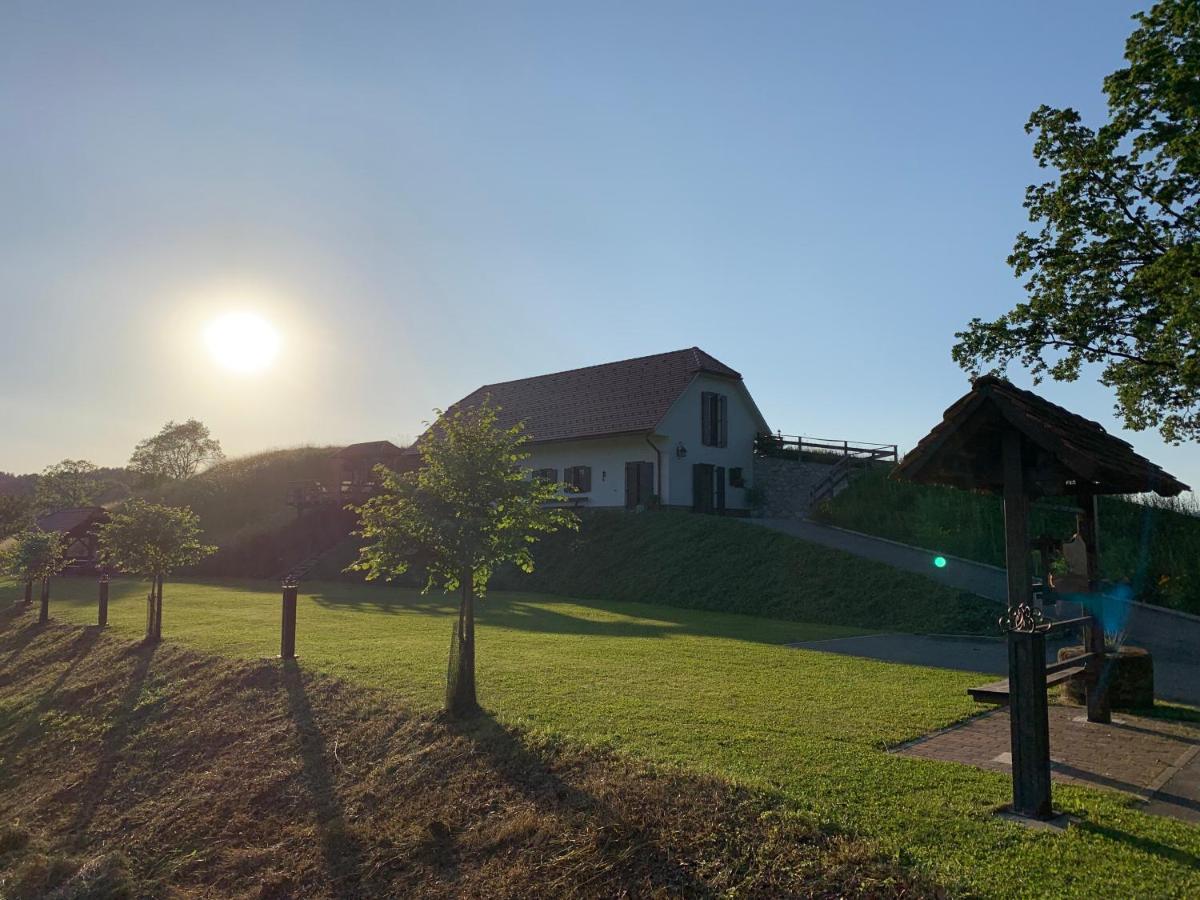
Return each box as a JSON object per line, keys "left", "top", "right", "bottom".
{"left": 895, "top": 376, "right": 1189, "bottom": 819}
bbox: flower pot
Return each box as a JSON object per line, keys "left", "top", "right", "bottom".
{"left": 1058, "top": 645, "right": 1154, "bottom": 709}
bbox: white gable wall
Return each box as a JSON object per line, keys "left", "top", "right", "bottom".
{"left": 657, "top": 373, "right": 764, "bottom": 510}
{"left": 525, "top": 436, "right": 661, "bottom": 508}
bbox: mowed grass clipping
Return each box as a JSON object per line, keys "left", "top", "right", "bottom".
{"left": 4, "top": 578, "right": 1199, "bottom": 898}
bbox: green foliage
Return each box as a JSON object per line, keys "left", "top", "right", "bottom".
{"left": 96, "top": 500, "right": 215, "bottom": 579}
{"left": 34, "top": 459, "right": 98, "bottom": 512}
{"left": 129, "top": 418, "right": 224, "bottom": 484}
{"left": 0, "top": 529, "right": 68, "bottom": 583}
{"left": 814, "top": 467, "right": 1200, "bottom": 613}
{"left": 955, "top": 0, "right": 1200, "bottom": 442}
{"left": 351, "top": 402, "right": 578, "bottom": 596}
{"left": 493, "top": 509, "right": 998, "bottom": 634}
{"left": 0, "top": 495, "right": 33, "bottom": 539}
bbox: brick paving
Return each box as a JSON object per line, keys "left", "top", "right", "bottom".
{"left": 896, "top": 704, "right": 1200, "bottom": 822}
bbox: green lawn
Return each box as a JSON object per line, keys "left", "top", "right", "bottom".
{"left": 4, "top": 577, "right": 1198, "bottom": 898}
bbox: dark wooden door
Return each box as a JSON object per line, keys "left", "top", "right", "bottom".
{"left": 625, "top": 461, "right": 654, "bottom": 508}
{"left": 692, "top": 463, "right": 714, "bottom": 513}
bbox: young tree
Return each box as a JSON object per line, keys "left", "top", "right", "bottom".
{"left": 35, "top": 459, "right": 99, "bottom": 512}
{"left": 350, "top": 403, "right": 577, "bottom": 716}
{"left": 0, "top": 528, "right": 69, "bottom": 623}
{"left": 96, "top": 500, "right": 215, "bottom": 643}
{"left": 954, "top": 0, "right": 1200, "bottom": 443}
{"left": 129, "top": 419, "right": 224, "bottom": 484}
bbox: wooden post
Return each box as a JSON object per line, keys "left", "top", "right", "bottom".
{"left": 1001, "top": 430, "right": 1030, "bottom": 610}
{"left": 98, "top": 574, "right": 109, "bottom": 627}
{"left": 1077, "top": 492, "right": 1111, "bottom": 723}
{"left": 280, "top": 579, "right": 298, "bottom": 659}
{"left": 1009, "top": 630, "right": 1052, "bottom": 819}
{"left": 1001, "top": 428, "right": 1053, "bottom": 818}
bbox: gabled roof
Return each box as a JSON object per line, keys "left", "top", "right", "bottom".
{"left": 442, "top": 348, "right": 749, "bottom": 443}
{"left": 895, "top": 376, "right": 1189, "bottom": 497}
{"left": 332, "top": 441, "right": 406, "bottom": 459}
{"left": 36, "top": 507, "right": 109, "bottom": 536}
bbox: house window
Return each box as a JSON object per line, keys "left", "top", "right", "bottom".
{"left": 700, "top": 391, "right": 728, "bottom": 447}
{"left": 729, "top": 467, "right": 744, "bottom": 488}
{"left": 564, "top": 465, "right": 592, "bottom": 493}
{"left": 532, "top": 467, "right": 558, "bottom": 483}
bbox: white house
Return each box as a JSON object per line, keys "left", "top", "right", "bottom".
{"left": 441, "top": 348, "right": 770, "bottom": 512}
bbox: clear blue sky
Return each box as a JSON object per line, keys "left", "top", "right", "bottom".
{"left": 2, "top": 1, "right": 1194, "bottom": 490}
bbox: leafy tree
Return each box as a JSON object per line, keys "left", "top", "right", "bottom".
{"left": 350, "top": 402, "right": 578, "bottom": 716}
{"left": 0, "top": 528, "right": 69, "bottom": 622}
{"left": 96, "top": 500, "right": 215, "bottom": 642}
{"left": 0, "top": 494, "right": 33, "bottom": 539}
{"left": 129, "top": 419, "right": 224, "bottom": 484}
{"left": 35, "top": 459, "right": 99, "bottom": 512}
{"left": 954, "top": 0, "right": 1200, "bottom": 442}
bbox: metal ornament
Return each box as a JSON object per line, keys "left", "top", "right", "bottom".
{"left": 999, "top": 602, "right": 1051, "bottom": 635}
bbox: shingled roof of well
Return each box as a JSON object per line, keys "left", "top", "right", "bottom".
{"left": 443, "top": 347, "right": 743, "bottom": 443}
{"left": 895, "top": 376, "right": 1189, "bottom": 497}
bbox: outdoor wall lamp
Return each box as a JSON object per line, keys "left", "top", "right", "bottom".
{"left": 675, "top": 442, "right": 687, "bottom": 459}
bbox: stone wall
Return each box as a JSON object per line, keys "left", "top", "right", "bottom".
{"left": 751, "top": 457, "right": 836, "bottom": 519}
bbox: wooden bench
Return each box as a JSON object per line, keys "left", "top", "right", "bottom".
{"left": 968, "top": 664, "right": 1086, "bottom": 704}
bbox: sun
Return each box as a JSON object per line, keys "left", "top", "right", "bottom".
{"left": 204, "top": 311, "right": 281, "bottom": 374}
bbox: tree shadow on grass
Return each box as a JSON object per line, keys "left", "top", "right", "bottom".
{"left": 281, "top": 660, "right": 367, "bottom": 895}
{"left": 448, "top": 708, "right": 715, "bottom": 897}
{"left": 69, "top": 641, "right": 158, "bottom": 845}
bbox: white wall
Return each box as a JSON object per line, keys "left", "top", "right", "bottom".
{"left": 657, "top": 373, "right": 765, "bottom": 510}
{"left": 526, "top": 436, "right": 661, "bottom": 508}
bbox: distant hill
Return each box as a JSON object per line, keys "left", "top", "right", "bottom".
{"left": 812, "top": 466, "right": 1200, "bottom": 615}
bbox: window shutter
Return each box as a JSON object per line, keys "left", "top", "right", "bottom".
{"left": 715, "top": 466, "right": 726, "bottom": 511}
{"left": 701, "top": 392, "right": 713, "bottom": 446}
{"left": 582, "top": 466, "right": 592, "bottom": 492}
{"left": 718, "top": 395, "right": 728, "bottom": 447}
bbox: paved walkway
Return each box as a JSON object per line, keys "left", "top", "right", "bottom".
{"left": 896, "top": 706, "right": 1200, "bottom": 823}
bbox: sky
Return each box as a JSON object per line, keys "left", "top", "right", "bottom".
{"left": 1, "top": 1, "right": 1196, "bottom": 491}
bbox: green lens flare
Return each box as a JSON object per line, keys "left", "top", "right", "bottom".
{"left": 933, "top": 556, "right": 947, "bottom": 569}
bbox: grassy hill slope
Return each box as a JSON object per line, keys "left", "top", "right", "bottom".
{"left": 813, "top": 467, "right": 1200, "bottom": 615}
{"left": 0, "top": 613, "right": 937, "bottom": 899}
{"left": 492, "top": 509, "right": 997, "bottom": 634}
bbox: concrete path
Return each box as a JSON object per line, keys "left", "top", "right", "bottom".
{"left": 897, "top": 706, "right": 1200, "bottom": 824}
{"left": 754, "top": 518, "right": 1200, "bottom": 707}
{"left": 749, "top": 518, "right": 1008, "bottom": 600}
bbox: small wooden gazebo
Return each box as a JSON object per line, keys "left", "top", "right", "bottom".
{"left": 895, "top": 376, "right": 1189, "bottom": 819}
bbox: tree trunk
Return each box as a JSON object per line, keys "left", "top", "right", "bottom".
{"left": 38, "top": 577, "right": 50, "bottom": 624}
{"left": 23, "top": 579, "right": 32, "bottom": 605}
{"left": 145, "top": 580, "right": 157, "bottom": 643}
{"left": 445, "top": 570, "right": 478, "bottom": 717}
{"left": 154, "top": 575, "right": 164, "bottom": 642}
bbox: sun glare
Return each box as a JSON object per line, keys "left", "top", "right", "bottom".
{"left": 204, "top": 311, "right": 281, "bottom": 374}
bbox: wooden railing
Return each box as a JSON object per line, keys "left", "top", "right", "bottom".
{"left": 755, "top": 432, "right": 898, "bottom": 463}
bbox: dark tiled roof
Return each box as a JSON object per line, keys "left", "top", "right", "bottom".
{"left": 36, "top": 507, "right": 109, "bottom": 536}
{"left": 895, "top": 376, "right": 1189, "bottom": 497}
{"left": 444, "top": 347, "right": 743, "bottom": 443}
{"left": 332, "top": 441, "right": 406, "bottom": 459}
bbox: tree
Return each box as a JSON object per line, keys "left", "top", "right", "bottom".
{"left": 129, "top": 419, "right": 224, "bottom": 484}
{"left": 1, "top": 528, "right": 69, "bottom": 623}
{"left": 0, "top": 494, "right": 33, "bottom": 540}
{"left": 35, "top": 459, "right": 99, "bottom": 512}
{"left": 350, "top": 402, "right": 578, "bottom": 716}
{"left": 954, "top": 0, "right": 1200, "bottom": 443}
{"left": 96, "top": 500, "right": 215, "bottom": 642}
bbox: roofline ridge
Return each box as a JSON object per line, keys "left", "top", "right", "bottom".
{"left": 473, "top": 347, "right": 735, "bottom": 391}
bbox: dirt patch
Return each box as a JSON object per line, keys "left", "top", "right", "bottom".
{"left": 0, "top": 605, "right": 943, "bottom": 898}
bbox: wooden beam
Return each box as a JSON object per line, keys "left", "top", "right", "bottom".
{"left": 1077, "top": 493, "right": 1111, "bottom": 724}
{"left": 1008, "top": 631, "right": 1053, "bottom": 819}
{"left": 1002, "top": 429, "right": 1031, "bottom": 610}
